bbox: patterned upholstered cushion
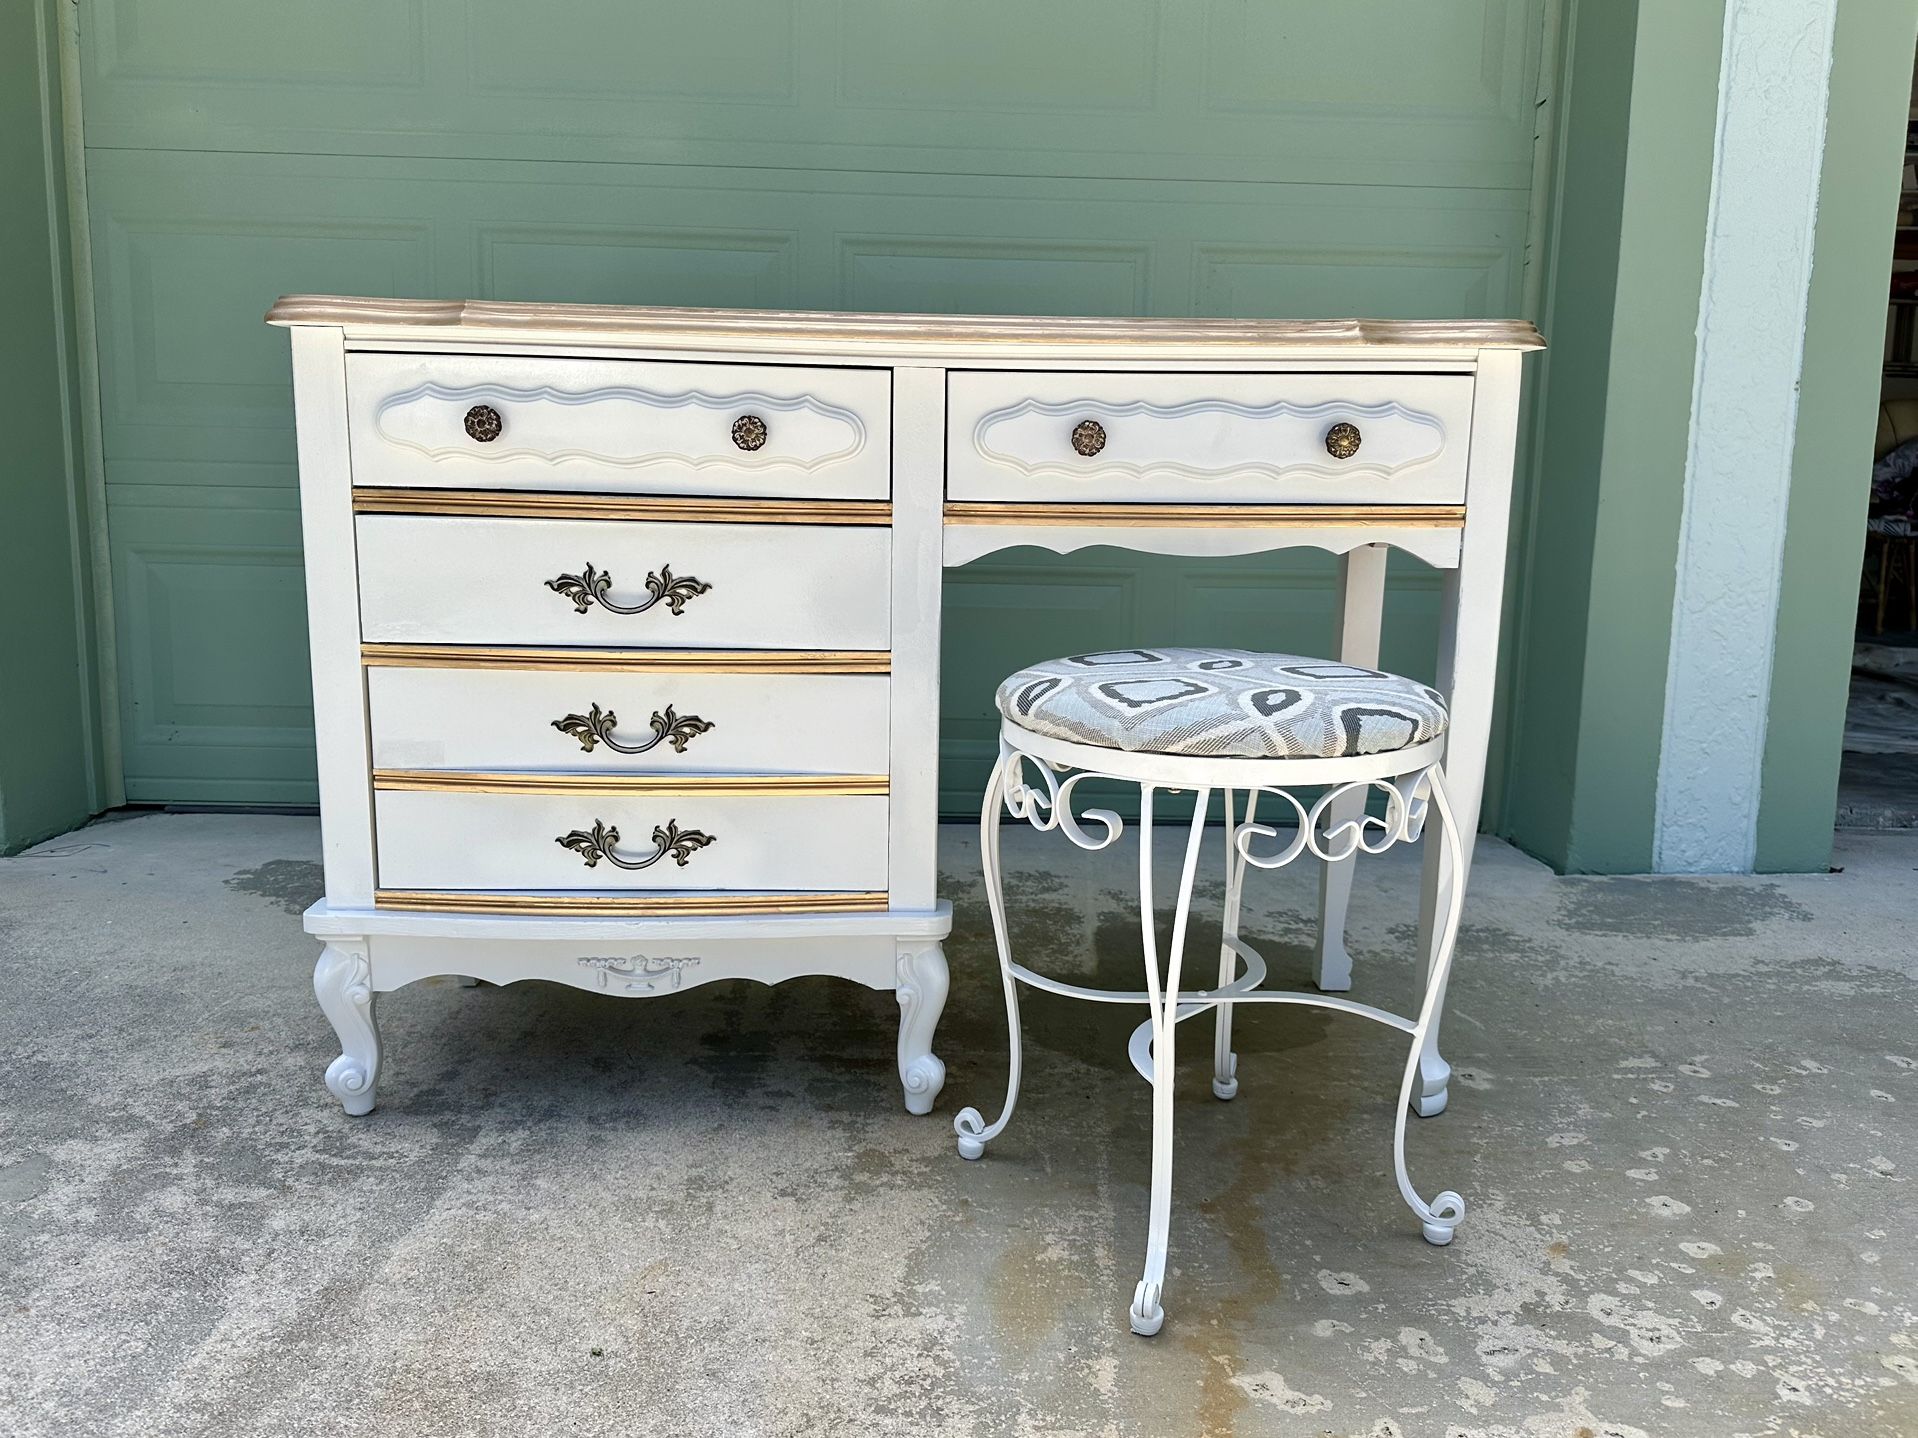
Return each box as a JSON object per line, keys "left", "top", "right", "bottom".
{"left": 995, "top": 647, "right": 1447, "bottom": 759}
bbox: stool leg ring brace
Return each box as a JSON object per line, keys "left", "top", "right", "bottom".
{"left": 955, "top": 735, "right": 1471, "bottom": 1336}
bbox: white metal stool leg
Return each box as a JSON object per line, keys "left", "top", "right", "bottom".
{"left": 1211, "top": 788, "right": 1252, "bottom": 1102}
{"left": 1390, "top": 765, "right": 1469, "bottom": 1244}
{"left": 1129, "top": 783, "right": 1213, "bottom": 1337}
{"left": 955, "top": 748, "right": 1022, "bottom": 1160}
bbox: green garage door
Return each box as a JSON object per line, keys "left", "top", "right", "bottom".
{"left": 77, "top": 1, "right": 1551, "bottom": 808}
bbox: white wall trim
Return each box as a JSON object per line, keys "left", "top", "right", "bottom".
{"left": 1654, "top": 0, "right": 1837, "bottom": 874}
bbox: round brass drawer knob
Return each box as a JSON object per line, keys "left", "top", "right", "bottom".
{"left": 463, "top": 404, "right": 503, "bottom": 443}
{"left": 732, "top": 414, "right": 768, "bottom": 451}
{"left": 1324, "top": 421, "right": 1362, "bottom": 460}
{"left": 1070, "top": 419, "right": 1106, "bottom": 457}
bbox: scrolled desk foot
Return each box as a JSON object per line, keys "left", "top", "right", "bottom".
{"left": 315, "top": 941, "right": 379, "bottom": 1117}
{"left": 896, "top": 942, "right": 949, "bottom": 1115}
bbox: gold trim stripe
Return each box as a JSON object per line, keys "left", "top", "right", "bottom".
{"left": 353, "top": 488, "right": 890, "bottom": 525}
{"left": 942, "top": 502, "right": 1465, "bottom": 529}
{"left": 374, "top": 889, "right": 891, "bottom": 916}
{"left": 373, "top": 769, "right": 889, "bottom": 797}
{"left": 360, "top": 644, "right": 890, "bottom": 674}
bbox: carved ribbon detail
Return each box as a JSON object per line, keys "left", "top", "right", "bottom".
{"left": 555, "top": 818, "right": 716, "bottom": 871}
{"left": 544, "top": 562, "right": 711, "bottom": 617}
{"left": 552, "top": 702, "right": 714, "bottom": 755}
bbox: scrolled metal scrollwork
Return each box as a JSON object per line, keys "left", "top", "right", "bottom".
{"left": 544, "top": 562, "right": 712, "bottom": 617}
{"left": 555, "top": 818, "right": 716, "bottom": 870}
{"left": 1233, "top": 768, "right": 1433, "bottom": 870}
{"left": 551, "top": 702, "right": 714, "bottom": 755}
{"left": 998, "top": 741, "right": 1124, "bottom": 852}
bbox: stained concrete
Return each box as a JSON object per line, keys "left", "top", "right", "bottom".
{"left": 0, "top": 812, "right": 1914, "bottom": 1437}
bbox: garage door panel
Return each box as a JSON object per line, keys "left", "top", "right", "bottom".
{"left": 107, "top": 486, "right": 318, "bottom": 804}
{"left": 79, "top": 6, "right": 1550, "bottom": 804}
{"left": 79, "top": 1, "right": 1550, "bottom": 190}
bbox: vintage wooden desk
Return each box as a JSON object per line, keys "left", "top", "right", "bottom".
{"left": 269, "top": 297, "right": 1539, "bottom": 1119}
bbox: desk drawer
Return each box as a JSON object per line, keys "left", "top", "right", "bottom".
{"left": 367, "top": 665, "right": 890, "bottom": 775}
{"left": 947, "top": 372, "right": 1471, "bottom": 505}
{"left": 374, "top": 784, "right": 888, "bottom": 892}
{"left": 355, "top": 515, "right": 890, "bottom": 649}
{"left": 347, "top": 352, "right": 890, "bottom": 500}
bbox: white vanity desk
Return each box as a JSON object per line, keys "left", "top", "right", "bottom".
{"left": 270, "top": 296, "right": 1540, "bottom": 1119}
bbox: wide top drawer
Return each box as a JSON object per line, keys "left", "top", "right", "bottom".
{"left": 947, "top": 371, "right": 1472, "bottom": 506}
{"left": 346, "top": 352, "right": 890, "bottom": 500}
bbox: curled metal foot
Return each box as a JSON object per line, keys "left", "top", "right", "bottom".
{"left": 954, "top": 1107, "right": 989, "bottom": 1161}
{"left": 1421, "top": 1191, "right": 1466, "bottom": 1247}
{"left": 1212, "top": 1051, "right": 1239, "bottom": 1102}
{"left": 1129, "top": 1281, "right": 1165, "bottom": 1337}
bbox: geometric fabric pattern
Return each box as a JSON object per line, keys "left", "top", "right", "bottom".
{"left": 995, "top": 647, "right": 1448, "bottom": 760}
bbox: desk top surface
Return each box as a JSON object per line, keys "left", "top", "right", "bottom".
{"left": 268, "top": 295, "right": 1543, "bottom": 362}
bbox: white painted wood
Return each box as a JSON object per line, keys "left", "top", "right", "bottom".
{"left": 895, "top": 941, "right": 949, "bottom": 1115}
{"left": 948, "top": 372, "right": 1472, "bottom": 505}
{"left": 356, "top": 515, "right": 891, "bottom": 649}
{"left": 279, "top": 299, "right": 1530, "bottom": 1126}
{"left": 374, "top": 790, "right": 889, "bottom": 892}
{"left": 303, "top": 898, "right": 951, "bottom": 945}
{"left": 367, "top": 667, "right": 890, "bottom": 775}
{"left": 346, "top": 351, "right": 890, "bottom": 499}
{"left": 290, "top": 327, "right": 376, "bottom": 906}
{"left": 272, "top": 295, "right": 1543, "bottom": 361}
{"left": 361, "top": 340, "right": 1485, "bottom": 376}
{"left": 366, "top": 929, "right": 905, "bottom": 996}
{"left": 887, "top": 368, "right": 946, "bottom": 912}
{"left": 314, "top": 939, "right": 377, "bottom": 1115}
{"left": 1414, "top": 350, "right": 1524, "bottom": 1117}
{"left": 944, "top": 523, "right": 1462, "bottom": 570}
{"left": 1314, "top": 543, "right": 1389, "bottom": 993}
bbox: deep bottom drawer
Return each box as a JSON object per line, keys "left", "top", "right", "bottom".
{"left": 374, "top": 785, "right": 888, "bottom": 892}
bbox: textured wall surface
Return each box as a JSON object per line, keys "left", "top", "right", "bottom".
{"left": 0, "top": 0, "right": 103, "bottom": 852}
{"left": 1655, "top": 0, "right": 1836, "bottom": 873}
{"left": 1503, "top": 0, "right": 1726, "bottom": 873}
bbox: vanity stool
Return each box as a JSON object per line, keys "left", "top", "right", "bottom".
{"left": 952, "top": 647, "right": 1471, "bottom": 1337}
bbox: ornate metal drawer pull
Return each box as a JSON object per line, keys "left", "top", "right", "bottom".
{"left": 1324, "top": 421, "right": 1362, "bottom": 460}
{"left": 552, "top": 702, "right": 714, "bottom": 755}
{"left": 545, "top": 562, "right": 712, "bottom": 616}
{"left": 464, "top": 404, "right": 503, "bottom": 442}
{"left": 731, "top": 413, "right": 768, "bottom": 451}
{"left": 556, "top": 818, "right": 715, "bottom": 871}
{"left": 1070, "top": 418, "right": 1106, "bottom": 457}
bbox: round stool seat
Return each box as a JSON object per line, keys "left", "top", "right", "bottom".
{"left": 995, "top": 647, "right": 1447, "bottom": 761}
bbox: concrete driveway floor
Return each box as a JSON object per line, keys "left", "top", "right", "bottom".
{"left": 1, "top": 812, "right": 1914, "bottom": 1437}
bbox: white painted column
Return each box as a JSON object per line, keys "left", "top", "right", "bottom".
{"left": 1654, "top": 0, "right": 1837, "bottom": 873}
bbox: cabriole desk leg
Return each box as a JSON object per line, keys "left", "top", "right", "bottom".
{"left": 314, "top": 939, "right": 379, "bottom": 1116}
{"left": 896, "top": 941, "right": 949, "bottom": 1115}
